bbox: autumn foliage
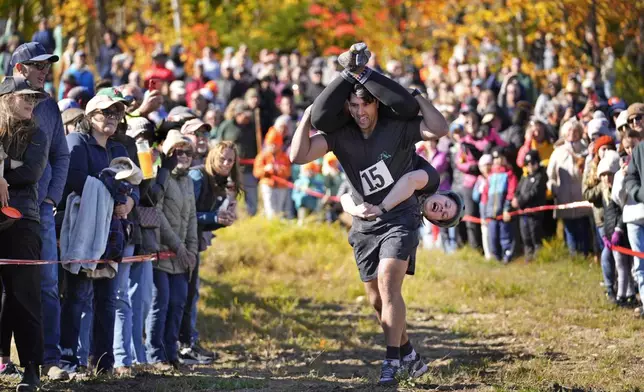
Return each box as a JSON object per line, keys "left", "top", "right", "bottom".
{"left": 2, "top": 0, "right": 642, "bottom": 100}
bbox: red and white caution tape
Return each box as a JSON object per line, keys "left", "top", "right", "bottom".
{"left": 0, "top": 251, "right": 175, "bottom": 266}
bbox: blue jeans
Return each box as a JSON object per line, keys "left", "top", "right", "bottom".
{"left": 40, "top": 203, "right": 62, "bottom": 365}
{"left": 60, "top": 270, "right": 118, "bottom": 371}
{"left": 487, "top": 220, "right": 513, "bottom": 261}
{"left": 114, "top": 246, "right": 154, "bottom": 367}
{"left": 146, "top": 270, "right": 188, "bottom": 363}
{"left": 440, "top": 227, "right": 457, "bottom": 254}
{"left": 598, "top": 227, "right": 616, "bottom": 291}
{"left": 563, "top": 218, "right": 591, "bottom": 256}
{"left": 626, "top": 224, "right": 644, "bottom": 302}
{"left": 242, "top": 171, "right": 258, "bottom": 216}
{"left": 180, "top": 255, "right": 200, "bottom": 346}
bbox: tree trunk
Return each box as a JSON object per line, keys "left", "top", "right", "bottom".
{"left": 638, "top": 12, "right": 644, "bottom": 79}
{"left": 95, "top": 0, "right": 107, "bottom": 34}
{"left": 170, "top": 0, "right": 182, "bottom": 43}
{"left": 586, "top": 0, "right": 601, "bottom": 72}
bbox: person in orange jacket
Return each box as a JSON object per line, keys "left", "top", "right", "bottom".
{"left": 253, "top": 131, "right": 292, "bottom": 218}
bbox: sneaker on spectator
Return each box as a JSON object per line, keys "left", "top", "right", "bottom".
{"left": 42, "top": 364, "right": 70, "bottom": 381}
{"left": 605, "top": 289, "right": 618, "bottom": 305}
{"left": 378, "top": 359, "right": 400, "bottom": 386}
{"left": 0, "top": 362, "right": 23, "bottom": 380}
{"left": 114, "top": 366, "right": 132, "bottom": 377}
{"left": 401, "top": 352, "right": 428, "bottom": 379}
{"left": 179, "top": 342, "right": 215, "bottom": 365}
{"left": 151, "top": 362, "right": 174, "bottom": 373}
{"left": 59, "top": 349, "right": 78, "bottom": 374}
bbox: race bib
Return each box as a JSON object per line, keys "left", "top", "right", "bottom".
{"left": 359, "top": 160, "right": 394, "bottom": 196}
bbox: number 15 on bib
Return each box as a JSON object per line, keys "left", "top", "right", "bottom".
{"left": 359, "top": 160, "right": 394, "bottom": 196}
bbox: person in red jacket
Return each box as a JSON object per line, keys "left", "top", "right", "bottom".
{"left": 253, "top": 131, "right": 291, "bottom": 218}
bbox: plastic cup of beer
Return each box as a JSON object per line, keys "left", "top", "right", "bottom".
{"left": 136, "top": 140, "right": 155, "bottom": 179}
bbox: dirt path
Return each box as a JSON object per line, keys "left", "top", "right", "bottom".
{"left": 8, "top": 302, "right": 536, "bottom": 392}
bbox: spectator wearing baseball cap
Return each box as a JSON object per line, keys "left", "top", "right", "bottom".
{"left": 59, "top": 92, "right": 138, "bottom": 375}
{"left": 627, "top": 102, "right": 644, "bottom": 134}
{"left": 10, "top": 42, "right": 71, "bottom": 381}
{"left": 181, "top": 118, "right": 212, "bottom": 164}
{"left": 513, "top": 149, "right": 548, "bottom": 262}
{"left": 62, "top": 108, "right": 84, "bottom": 135}
{"left": 168, "top": 80, "right": 187, "bottom": 112}
{"left": 0, "top": 75, "right": 50, "bottom": 390}
{"left": 58, "top": 50, "right": 94, "bottom": 100}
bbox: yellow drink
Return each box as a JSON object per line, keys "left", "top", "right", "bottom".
{"left": 138, "top": 150, "right": 155, "bottom": 179}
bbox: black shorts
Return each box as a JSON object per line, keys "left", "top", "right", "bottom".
{"left": 348, "top": 215, "right": 420, "bottom": 282}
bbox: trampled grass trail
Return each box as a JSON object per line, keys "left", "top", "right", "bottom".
{"left": 4, "top": 217, "right": 643, "bottom": 391}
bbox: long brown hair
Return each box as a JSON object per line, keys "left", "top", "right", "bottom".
{"left": 0, "top": 94, "right": 36, "bottom": 159}
{"left": 204, "top": 141, "right": 243, "bottom": 198}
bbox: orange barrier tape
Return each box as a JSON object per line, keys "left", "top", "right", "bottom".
{"left": 462, "top": 201, "right": 593, "bottom": 224}
{"left": 610, "top": 245, "right": 644, "bottom": 259}
{"left": 271, "top": 176, "right": 340, "bottom": 203}
{"left": 0, "top": 251, "right": 175, "bottom": 266}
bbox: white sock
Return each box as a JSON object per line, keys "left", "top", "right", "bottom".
{"left": 403, "top": 349, "right": 417, "bottom": 362}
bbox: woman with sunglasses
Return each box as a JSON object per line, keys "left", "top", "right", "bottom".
{"left": 0, "top": 76, "right": 48, "bottom": 391}
{"left": 58, "top": 94, "right": 139, "bottom": 374}
{"left": 147, "top": 130, "right": 198, "bottom": 371}
{"left": 178, "top": 141, "right": 242, "bottom": 364}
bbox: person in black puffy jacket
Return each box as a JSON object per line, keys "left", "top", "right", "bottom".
{"left": 512, "top": 150, "right": 547, "bottom": 262}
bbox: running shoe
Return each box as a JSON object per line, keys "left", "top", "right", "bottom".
{"left": 0, "top": 362, "right": 23, "bottom": 380}
{"left": 378, "top": 359, "right": 400, "bottom": 386}
{"left": 401, "top": 353, "right": 429, "bottom": 379}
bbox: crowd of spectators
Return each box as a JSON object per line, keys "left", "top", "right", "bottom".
{"left": 0, "top": 21, "right": 642, "bottom": 392}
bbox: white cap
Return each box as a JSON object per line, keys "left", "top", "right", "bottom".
{"left": 169, "top": 80, "right": 186, "bottom": 95}
{"left": 587, "top": 118, "right": 609, "bottom": 140}
{"left": 162, "top": 129, "right": 193, "bottom": 156}
{"left": 616, "top": 110, "right": 629, "bottom": 130}
{"left": 596, "top": 150, "right": 620, "bottom": 177}
{"left": 85, "top": 95, "right": 125, "bottom": 115}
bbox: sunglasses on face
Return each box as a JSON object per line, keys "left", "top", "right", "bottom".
{"left": 98, "top": 108, "right": 124, "bottom": 120}
{"left": 173, "top": 149, "right": 193, "bottom": 158}
{"left": 23, "top": 62, "right": 51, "bottom": 71}
{"left": 631, "top": 115, "right": 643, "bottom": 124}
{"left": 18, "top": 94, "right": 42, "bottom": 104}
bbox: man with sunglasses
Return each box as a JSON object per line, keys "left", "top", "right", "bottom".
{"left": 624, "top": 102, "right": 644, "bottom": 319}
{"left": 627, "top": 103, "right": 644, "bottom": 134}
{"left": 10, "top": 42, "right": 71, "bottom": 382}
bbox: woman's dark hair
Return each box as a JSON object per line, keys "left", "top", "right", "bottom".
{"left": 511, "top": 105, "right": 531, "bottom": 128}
{"left": 352, "top": 83, "right": 375, "bottom": 104}
{"left": 75, "top": 115, "right": 94, "bottom": 134}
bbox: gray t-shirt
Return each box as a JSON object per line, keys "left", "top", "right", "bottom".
{"left": 322, "top": 116, "right": 423, "bottom": 232}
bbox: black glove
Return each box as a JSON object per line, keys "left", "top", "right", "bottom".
{"left": 160, "top": 152, "right": 178, "bottom": 171}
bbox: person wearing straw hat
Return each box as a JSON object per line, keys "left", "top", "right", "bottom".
{"left": 0, "top": 76, "right": 49, "bottom": 391}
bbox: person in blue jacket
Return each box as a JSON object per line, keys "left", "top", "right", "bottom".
{"left": 59, "top": 94, "right": 138, "bottom": 374}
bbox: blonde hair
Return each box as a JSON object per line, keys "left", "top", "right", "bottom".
{"left": 0, "top": 95, "right": 36, "bottom": 159}
{"left": 204, "top": 141, "right": 243, "bottom": 198}
{"left": 224, "top": 98, "right": 244, "bottom": 121}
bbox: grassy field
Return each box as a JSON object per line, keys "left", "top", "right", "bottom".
{"left": 2, "top": 216, "right": 643, "bottom": 391}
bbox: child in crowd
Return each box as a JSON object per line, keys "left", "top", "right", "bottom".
{"left": 512, "top": 150, "right": 548, "bottom": 262}
{"left": 598, "top": 150, "right": 637, "bottom": 305}
{"left": 292, "top": 161, "right": 324, "bottom": 225}
{"left": 482, "top": 147, "right": 518, "bottom": 263}
{"left": 473, "top": 154, "right": 493, "bottom": 259}
{"left": 321, "top": 152, "right": 346, "bottom": 223}
{"left": 253, "top": 131, "right": 291, "bottom": 219}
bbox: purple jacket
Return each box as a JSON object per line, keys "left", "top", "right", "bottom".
{"left": 417, "top": 146, "right": 451, "bottom": 191}
{"left": 456, "top": 130, "right": 507, "bottom": 189}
